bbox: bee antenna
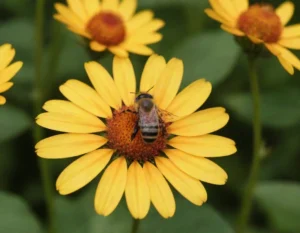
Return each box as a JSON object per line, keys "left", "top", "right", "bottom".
{"left": 146, "top": 86, "right": 154, "bottom": 93}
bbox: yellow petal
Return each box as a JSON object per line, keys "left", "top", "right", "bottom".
{"left": 264, "top": 43, "right": 280, "bottom": 56}
{"left": 113, "top": 56, "right": 136, "bottom": 106}
{"left": 66, "top": 25, "right": 90, "bottom": 38}
{"left": 215, "top": 0, "right": 238, "bottom": 19}
{"left": 282, "top": 24, "right": 300, "bottom": 38}
{"left": 204, "top": 9, "right": 232, "bottom": 26}
{"left": 127, "top": 33, "right": 162, "bottom": 44}
{"left": 0, "top": 82, "right": 13, "bottom": 93}
{"left": 108, "top": 46, "right": 129, "bottom": 58}
{"left": 35, "top": 133, "right": 107, "bottom": 158}
{"left": 166, "top": 79, "right": 212, "bottom": 120}
{"left": 140, "top": 54, "right": 166, "bottom": 94}
{"left": 141, "top": 19, "right": 165, "bottom": 32}
{"left": 153, "top": 58, "right": 183, "bottom": 110}
{"left": 102, "top": 0, "right": 118, "bottom": 11}
{"left": 155, "top": 157, "right": 207, "bottom": 205}
{"left": 247, "top": 35, "right": 263, "bottom": 44}
{"left": 54, "top": 14, "right": 70, "bottom": 25}
{"left": 232, "top": 0, "right": 248, "bottom": 14}
{"left": 221, "top": 24, "right": 245, "bottom": 36}
{"left": 168, "top": 134, "right": 237, "bottom": 157}
{"left": 90, "top": 41, "right": 106, "bottom": 51}
{"left": 125, "top": 161, "right": 150, "bottom": 219}
{"left": 0, "top": 95, "right": 6, "bottom": 105}
{"left": 126, "top": 10, "right": 153, "bottom": 34}
{"left": 83, "top": 0, "right": 101, "bottom": 18}
{"left": 0, "top": 61, "right": 23, "bottom": 84}
{"left": 143, "top": 162, "right": 175, "bottom": 218}
{"left": 208, "top": 0, "right": 235, "bottom": 23}
{"left": 55, "top": 3, "right": 84, "bottom": 29}
{"left": 277, "top": 45, "right": 300, "bottom": 70}
{"left": 123, "top": 43, "right": 153, "bottom": 56}
{"left": 95, "top": 157, "right": 127, "bottom": 216}
{"left": 41, "top": 99, "right": 106, "bottom": 131}
{"left": 276, "top": 1, "right": 294, "bottom": 26}
{"left": 168, "top": 107, "right": 229, "bottom": 136}
{"left": 85, "top": 61, "right": 122, "bottom": 109}
{"left": 57, "top": 149, "right": 113, "bottom": 195}
{"left": 0, "top": 44, "right": 15, "bottom": 70}
{"left": 67, "top": 0, "right": 88, "bottom": 22}
{"left": 265, "top": 43, "right": 300, "bottom": 70}
{"left": 119, "top": 0, "right": 137, "bottom": 20}
{"left": 279, "top": 37, "right": 300, "bottom": 49}
{"left": 278, "top": 55, "right": 294, "bottom": 75}
{"left": 164, "top": 149, "right": 228, "bottom": 185}
{"left": 36, "top": 112, "right": 105, "bottom": 133}
{"left": 60, "top": 79, "right": 112, "bottom": 118}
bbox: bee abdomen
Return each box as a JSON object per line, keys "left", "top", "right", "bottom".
{"left": 141, "top": 125, "right": 158, "bottom": 143}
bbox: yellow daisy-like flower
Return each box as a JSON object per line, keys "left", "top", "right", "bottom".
{"left": 205, "top": 0, "right": 300, "bottom": 75}
{"left": 54, "top": 0, "right": 164, "bottom": 58}
{"left": 35, "top": 55, "right": 237, "bottom": 219}
{"left": 0, "top": 44, "right": 23, "bottom": 105}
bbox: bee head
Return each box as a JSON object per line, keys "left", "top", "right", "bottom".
{"left": 135, "top": 93, "right": 153, "bottom": 102}
{"left": 135, "top": 93, "right": 154, "bottom": 112}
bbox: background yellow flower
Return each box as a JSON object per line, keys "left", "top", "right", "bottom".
{"left": 54, "top": 0, "right": 164, "bottom": 57}
{"left": 205, "top": 0, "right": 300, "bottom": 74}
{"left": 0, "top": 44, "right": 22, "bottom": 105}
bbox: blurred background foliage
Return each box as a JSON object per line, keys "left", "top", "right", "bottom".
{"left": 0, "top": 0, "right": 300, "bottom": 233}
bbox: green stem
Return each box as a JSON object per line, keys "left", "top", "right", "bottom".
{"left": 43, "top": 21, "right": 62, "bottom": 101}
{"left": 34, "top": 0, "right": 55, "bottom": 233}
{"left": 236, "top": 57, "right": 262, "bottom": 233}
{"left": 131, "top": 219, "right": 140, "bottom": 233}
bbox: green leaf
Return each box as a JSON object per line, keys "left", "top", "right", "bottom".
{"left": 224, "top": 86, "right": 300, "bottom": 128}
{"left": 172, "top": 31, "right": 239, "bottom": 88}
{"left": 55, "top": 189, "right": 132, "bottom": 233}
{"left": 0, "top": 192, "right": 43, "bottom": 233}
{"left": 55, "top": 188, "right": 234, "bottom": 233}
{"left": 0, "top": 19, "right": 34, "bottom": 62}
{"left": 255, "top": 182, "right": 300, "bottom": 233}
{"left": 0, "top": 104, "right": 32, "bottom": 143}
{"left": 140, "top": 196, "right": 234, "bottom": 233}
{"left": 139, "top": 0, "right": 208, "bottom": 8}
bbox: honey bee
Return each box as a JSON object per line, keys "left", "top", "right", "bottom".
{"left": 131, "top": 93, "right": 161, "bottom": 143}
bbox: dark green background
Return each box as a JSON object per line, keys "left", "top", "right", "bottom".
{"left": 0, "top": 0, "right": 300, "bottom": 232}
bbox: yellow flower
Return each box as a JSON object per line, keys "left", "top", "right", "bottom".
{"left": 0, "top": 44, "right": 23, "bottom": 106}
{"left": 35, "top": 55, "right": 237, "bottom": 219}
{"left": 54, "top": 0, "right": 164, "bottom": 58}
{"left": 205, "top": 0, "right": 300, "bottom": 75}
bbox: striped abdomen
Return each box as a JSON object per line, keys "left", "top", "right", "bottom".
{"left": 140, "top": 124, "right": 159, "bottom": 143}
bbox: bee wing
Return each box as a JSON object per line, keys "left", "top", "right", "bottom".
{"left": 157, "top": 108, "right": 178, "bottom": 122}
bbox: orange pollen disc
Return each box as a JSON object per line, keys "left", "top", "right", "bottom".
{"left": 86, "top": 11, "right": 126, "bottom": 46}
{"left": 237, "top": 4, "right": 282, "bottom": 43}
{"left": 106, "top": 106, "right": 168, "bottom": 162}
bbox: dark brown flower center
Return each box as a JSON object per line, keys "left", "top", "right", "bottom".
{"left": 86, "top": 11, "right": 126, "bottom": 46}
{"left": 106, "top": 106, "right": 168, "bottom": 162}
{"left": 237, "top": 4, "right": 282, "bottom": 43}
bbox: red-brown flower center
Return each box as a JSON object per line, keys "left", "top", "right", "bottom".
{"left": 237, "top": 4, "right": 282, "bottom": 43}
{"left": 86, "top": 11, "right": 126, "bottom": 46}
{"left": 106, "top": 106, "right": 168, "bottom": 162}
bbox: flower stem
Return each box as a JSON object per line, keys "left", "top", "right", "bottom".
{"left": 236, "top": 57, "right": 262, "bottom": 233}
{"left": 131, "top": 219, "right": 140, "bottom": 233}
{"left": 34, "top": 0, "right": 55, "bottom": 233}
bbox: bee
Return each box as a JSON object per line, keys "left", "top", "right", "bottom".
{"left": 131, "top": 93, "right": 161, "bottom": 143}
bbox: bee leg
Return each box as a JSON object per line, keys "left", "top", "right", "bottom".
{"left": 159, "top": 118, "right": 167, "bottom": 137}
{"left": 131, "top": 121, "right": 140, "bottom": 141}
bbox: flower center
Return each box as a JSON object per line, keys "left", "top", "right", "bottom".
{"left": 86, "top": 11, "right": 126, "bottom": 46}
{"left": 237, "top": 4, "right": 282, "bottom": 43}
{"left": 106, "top": 106, "right": 168, "bottom": 162}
